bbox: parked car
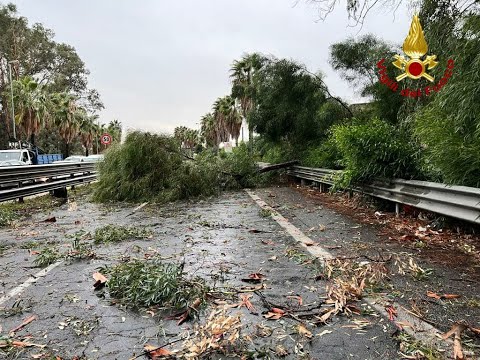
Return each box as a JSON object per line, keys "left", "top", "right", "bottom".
{"left": 54, "top": 155, "right": 86, "bottom": 163}
{"left": 85, "top": 154, "right": 104, "bottom": 162}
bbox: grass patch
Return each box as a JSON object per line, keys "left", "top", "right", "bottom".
{"left": 93, "top": 225, "right": 152, "bottom": 244}
{"left": 259, "top": 208, "right": 272, "bottom": 218}
{"left": 19, "top": 241, "right": 40, "bottom": 250}
{"left": 0, "top": 244, "right": 11, "bottom": 256}
{"left": 103, "top": 258, "right": 209, "bottom": 310}
{"left": 33, "top": 235, "right": 96, "bottom": 268}
{"left": 0, "top": 208, "right": 17, "bottom": 227}
{"left": 33, "top": 247, "right": 60, "bottom": 268}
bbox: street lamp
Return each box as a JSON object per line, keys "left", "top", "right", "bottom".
{"left": 8, "top": 60, "right": 19, "bottom": 140}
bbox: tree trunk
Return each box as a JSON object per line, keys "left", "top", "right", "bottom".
{"left": 85, "top": 148, "right": 89, "bottom": 156}
{"left": 30, "top": 133, "right": 35, "bottom": 146}
{"left": 248, "top": 128, "right": 253, "bottom": 153}
{"left": 65, "top": 142, "right": 70, "bottom": 158}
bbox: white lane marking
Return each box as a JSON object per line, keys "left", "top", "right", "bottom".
{"left": 245, "top": 189, "right": 448, "bottom": 349}
{"left": 0, "top": 260, "right": 63, "bottom": 306}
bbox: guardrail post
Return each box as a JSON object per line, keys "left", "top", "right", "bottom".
{"left": 53, "top": 187, "right": 68, "bottom": 199}
{"left": 395, "top": 203, "right": 400, "bottom": 217}
{"left": 300, "top": 179, "right": 307, "bottom": 187}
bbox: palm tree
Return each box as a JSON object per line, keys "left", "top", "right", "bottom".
{"left": 200, "top": 113, "right": 218, "bottom": 149}
{"left": 11, "top": 76, "right": 49, "bottom": 145}
{"left": 50, "top": 92, "right": 80, "bottom": 157}
{"left": 174, "top": 126, "right": 188, "bottom": 147}
{"left": 212, "top": 97, "right": 231, "bottom": 145}
{"left": 213, "top": 96, "right": 242, "bottom": 146}
{"left": 79, "top": 115, "right": 97, "bottom": 156}
{"left": 184, "top": 128, "right": 199, "bottom": 150}
{"left": 107, "top": 119, "right": 122, "bottom": 143}
{"left": 230, "top": 53, "right": 265, "bottom": 148}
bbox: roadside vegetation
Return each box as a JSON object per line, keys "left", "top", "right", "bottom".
{"left": 94, "top": 131, "right": 265, "bottom": 203}
{"left": 166, "top": 1, "right": 480, "bottom": 190}
{"left": 0, "top": 3, "right": 120, "bottom": 157}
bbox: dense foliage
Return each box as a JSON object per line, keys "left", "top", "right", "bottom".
{"left": 331, "top": 119, "right": 420, "bottom": 186}
{"left": 0, "top": 3, "right": 118, "bottom": 156}
{"left": 94, "top": 132, "right": 263, "bottom": 203}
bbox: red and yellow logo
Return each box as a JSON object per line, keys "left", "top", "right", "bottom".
{"left": 393, "top": 15, "right": 438, "bottom": 82}
{"left": 377, "top": 15, "right": 454, "bottom": 98}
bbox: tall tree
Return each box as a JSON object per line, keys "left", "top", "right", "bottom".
{"left": 212, "top": 97, "right": 232, "bottom": 145}
{"left": 200, "top": 113, "right": 218, "bottom": 149}
{"left": 79, "top": 116, "right": 97, "bottom": 156}
{"left": 107, "top": 119, "right": 122, "bottom": 144}
{"left": 50, "top": 92, "right": 79, "bottom": 157}
{"left": 9, "top": 76, "right": 49, "bottom": 144}
{"left": 413, "top": 13, "right": 480, "bottom": 186}
{"left": 212, "top": 96, "right": 242, "bottom": 146}
{"left": 330, "top": 34, "right": 403, "bottom": 123}
{"left": 0, "top": 3, "right": 103, "bottom": 144}
{"left": 230, "top": 53, "right": 266, "bottom": 148}
{"left": 248, "top": 57, "right": 329, "bottom": 145}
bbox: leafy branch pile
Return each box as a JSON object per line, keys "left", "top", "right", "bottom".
{"left": 94, "top": 132, "right": 264, "bottom": 203}
{"left": 103, "top": 258, "right": 209, "bottom": 310}
{"left": 93, "top": 224, "right": 152, "bottom": 244}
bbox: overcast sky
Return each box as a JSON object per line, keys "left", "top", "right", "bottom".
{"left": 11, "top": 0, "right": 415, "bottom": 134}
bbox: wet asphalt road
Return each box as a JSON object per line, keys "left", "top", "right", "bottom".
{"left": 0, "top": 187, "right": 417, "bottom": 359}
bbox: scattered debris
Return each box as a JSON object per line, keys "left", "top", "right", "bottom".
{"left": 43, "top": 216, "right": 57, "bottom": 223}
{"left": 263, "top": 308, "right": 285, "bottom": 320}
{"left": 426, "top": 291, "right": 461, "bottom": 300}
{"left": 94, "top": 224, "right": 153, "bottom": 244}
{"left": 169, "top": 298, "right": 202, "bottom": 325}
{"left": 33, "top": 247, "right": 60, "bottom": 268}
{"left": 180, "top": 308, "right": 242, "bottom": 358}
{"left": 241, "top": 273, "right": 265, "bottom": 284}
{"left": 442, "top": 323, "right": 468, "bottom": 360}
{"left": 297, "top": 324, "right": 313, "bottom": 339}
{"left": 92, "top": 272, "right": 108, "bottom": 289}
{"left": 126, "top": 202, "right": 149, "bottom": 217}
{"left": 9, "top": 315, "right": 36, "bottom": 335}
{"left": 143, "top": 344, "right": 172, "bottom": 359}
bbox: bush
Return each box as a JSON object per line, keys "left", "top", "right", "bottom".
{"left": 94, "top": 132, "right": 264, "bottom": 203}
{"left": 331, "top": 118, "right": 420, "bottom": 187}
{"left": 223, "top": 143, "right": 261, "bottom": 188}
{"left": 302, "top": 138, "right": 342, "bottom": 169}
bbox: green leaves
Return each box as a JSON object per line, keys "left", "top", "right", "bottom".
{"left": 248, "top": 57, "right": 329, "bottom": 144}
{"left": 105, "top": 259, "right": 208, "bottom": 309}
{"left": 412, "top": 13, "right": 480, "bottom": 187}
{"left": 330, "top": 118, "right": 420, "bottom": 187}
{"left": 93, "top": 225, "right": 152, "bottom": 244}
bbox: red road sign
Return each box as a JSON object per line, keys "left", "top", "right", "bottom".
{"left": 101, "top": 133, "right": 112, "bottom": 145}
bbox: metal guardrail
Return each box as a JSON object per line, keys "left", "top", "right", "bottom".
{"left": 287, "top": 166, "right": 480, "bottom": 225}
{"left": 0, "top": 162, "right": 98, "bottom": 202}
